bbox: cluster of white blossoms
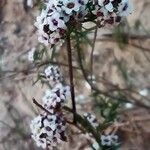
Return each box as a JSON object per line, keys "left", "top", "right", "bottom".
{"left": 83, "top": 113, "right": 119, "bottom": 147}
{"left": 35, "top": 0, "right": 133, "bottom": 47}
{"left": 101, "top": 134, "right": 118, "bottom": 146}
{"left": 34, "top": 0, "right": 88, "bottom": 47}
{"left": 42, "top": 83, "right": 70, "bottom": 113}
{"left": 30, "top": 65, "right": 70, "bottom": 149}
{"left": 83, "top": 113, "right": 99, "bottom": 128}
{"left": 44, "top": 65, "right": 63, "bottom": 83}
{"left": 93, "top": 0, "right": 133, "bottom": 27}
{"left": 30, "top": 113, "right": 67, "bottom": 149}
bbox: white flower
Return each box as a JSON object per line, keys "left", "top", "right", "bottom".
{"left": 37, "top": 31, "right": 50, "bottom": 46}
{"left": 84, "top": 113, "right": 99, "bottom": 128}
{"left": 97, "top": 0, "right": 104, "bottom": 6}
{"left": 105, "top": 2, "right": 114, "bottom": 12}
{"left": 34, "top": 10, "right": 47, "bottom": 30}
{"left": 139, "top": 88, "right": 149, "bottom": 96}
{"left": 61, "top": 0, "right": 81, "bottom": 15}
{"left": 125, "top": 102, "right": 133, "bottom": 109}
{"left": 28, "top": 48, "right": 35, "bottom": 62}
{"left": 117, "top": 0, "right": 133, "bottom": 16}
{"left": 49, "top": 30, "right": 61, "bottom": 44}
{"left": 48, "top": 12, "right": 66, "bottom": 31}
{"left": 53, "top": 83, "right": 70, "bottom": 99}
{"left": 101, "top": 135, "right": 112, "bottom": 146}
{"left": 101, "top": 134, "right": 118, "bottom": 146}
{"left": 27, "top": 0, "right": 33, "bottom": 8}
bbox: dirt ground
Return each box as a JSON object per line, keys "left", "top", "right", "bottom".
{"left": 0, "top": 0, "right": 150, "bottom": 150}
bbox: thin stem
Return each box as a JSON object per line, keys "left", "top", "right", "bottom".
{"left": 32, "top": 98, "right": 52, "bottom": 115}
{"left": 90, "top": 26, "right": 98, "bottom": 85}
{"left": 66, "top": 34, "right": 77, "bottom": 124}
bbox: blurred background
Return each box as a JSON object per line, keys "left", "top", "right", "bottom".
{"left": 0, "top": 0, "right": 150, "bottom": 149}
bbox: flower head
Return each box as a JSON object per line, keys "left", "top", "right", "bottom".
{"left": 101, "top": 134, "right": 118, "bottom": 146}
{"left": 42, "top": 83, "right": 70, "bottom": 113}
{"left": 35, "top": 1, "right": 66, "bottom": 47}
{"left": 44, "top": 65, "right": 62, "bottom": 83}
{"left": 30, "top": 113, "right": 67, "bottom": 149}
{"left": 84, "top": 113, "right": 99, "bottom": 128}
{"left": 93, "top": 0, "right": 133, "bottom": 26}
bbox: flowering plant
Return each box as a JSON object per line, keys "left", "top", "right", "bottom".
{"left": 29, "top": 0, "right": 133, "bottom": 149}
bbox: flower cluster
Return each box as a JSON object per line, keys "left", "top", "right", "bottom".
{"left": 42, "top": 83, "right": 70, "bottom": 113}
{"left": 30, "top": 65, "right": 70, "bottom": 149}
{"left": 44, "top": 65, "right": 63, "bottom": 83}
{"left": 83, "top": 113, "right": 99, "bottom": 128}
{"left": 30, "top": 113, "right": 67, "bottom": 149}
{"left": 101, "top": 134, "right": 118, "bottom": 146}
{"left": 93, "top": 0, "right": 133, "bottom": 27}
{"left": 34, "top": 0, "right": 88, "bottom": 47}
{"left": 83, "top": 112, "right": 119, "bottom": 147}
{"left": 35, "top": 0, "right": 133, "bottom": 47}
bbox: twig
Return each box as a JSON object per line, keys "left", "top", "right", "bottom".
{"left": 76, "top": 39, "right": 150, "bottom": 109}
{"left": 32, "top": 98, "right": 52, "bottom": 115}
{"left": 66, "top": 34, "right": 77, "bottom": 124}
{"left": 38, "top": 60, "right": 80, "bottom": 69}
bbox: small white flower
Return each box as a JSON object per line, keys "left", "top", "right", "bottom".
{"left": 101, "top": 135, "right": 112, "bottom": 146}
{"left": 125, "top": 102, "right": 133, "bottom": 109}
{"left": 105, "top": 2, "right": 113, "bottom": 12}
{"left": 27, "top": 0, "right": 33, "bottom": 8}
{"left": 84, "top": 113, "right": 99, "bottom": 128}
{"left": 34, "top": 10, "right": 47, "bottom": 29}
{"left": 38, "top": 31, "right": 49, "bottom": 46}
{"left": 28, "top": 48, "right": 35, "bottom": 62}
{"left": 48, "top": 12, "right": 66, "bottom": 31}
{"left": 61, "top": 0, "right": 81, "bottom": 15}
{"left": 49, "top": 31, "right": 61, "bottom": 45}
{"left": 101, "top": 134, "right": 118, "bottom": 146}
{"left": 139, "top": 89, "right": 149, "bottom": 96}
{"left": 111, "top": 135, "right": 118, "bottom": 144}
{"left": 97, "top": 0, "right": 104, "bottom": 6}
{"left": 117, "top": 0, "right": 133, "bottom": 16}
